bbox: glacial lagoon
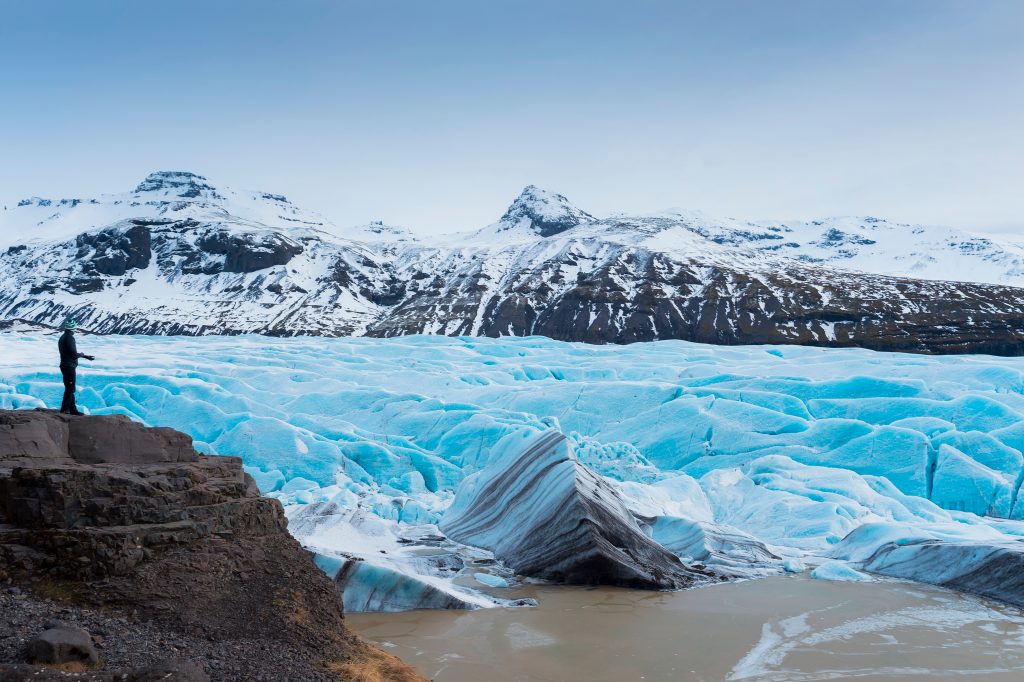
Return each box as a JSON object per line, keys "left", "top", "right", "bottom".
{"left": 349, "top": 575, "right": 1024, "bottom": 681}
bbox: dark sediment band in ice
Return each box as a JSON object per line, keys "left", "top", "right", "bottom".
{"left": 441, "top": 430, "right": 715, "bottom": 589}
{"left": 836, "top": 523, "right": 1024, "bottom": 607}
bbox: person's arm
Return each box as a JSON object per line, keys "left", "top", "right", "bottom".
{"left": 69, "top": 335, "right": 94, "bottom": 361}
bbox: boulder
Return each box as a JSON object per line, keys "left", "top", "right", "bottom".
{"left": 25, "top": 625, "right": 98, "bottom": 666}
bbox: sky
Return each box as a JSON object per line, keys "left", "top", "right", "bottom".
{"left": 1, "top": 0, "right": 1022, "bottom": 235}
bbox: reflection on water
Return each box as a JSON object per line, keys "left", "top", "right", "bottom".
{"left": 346, "top": 575, "right": 1024, "bottom": 681}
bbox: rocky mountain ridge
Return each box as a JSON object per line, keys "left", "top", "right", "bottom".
{"left": 3, "top": 171, "right": 1024, "bottom": 354}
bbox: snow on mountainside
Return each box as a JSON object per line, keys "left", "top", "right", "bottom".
{"left": 0, "top": 172, "right": 415, "bottom": 335}
{"left": 3, "top": 171, "right": 1024, "bottom": 354}
{"left": 470, "top": 185, "right": 596, "bottom": 241}
{"left": 457, "top": 185, "right": 1024, "bottom": 287}
{"left": 4, "top": 171, "right": 328, "bottom": 247}
{"left": 705, "top": 213, "right": 1024, "bottom": 287}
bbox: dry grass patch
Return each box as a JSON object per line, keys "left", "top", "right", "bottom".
{"left": 327, "top": 643, "right": 427, "bottom": 682}
{"left": 44, "top": 661, "right": 90, "bottom": 673}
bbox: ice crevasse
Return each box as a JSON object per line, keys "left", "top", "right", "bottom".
{"left": 4, "top": 333, "right": 1024, "bottom": 609}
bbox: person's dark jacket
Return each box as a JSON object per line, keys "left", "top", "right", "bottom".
{"left": 58, "top": 330, "right": 87, "bottom": 368}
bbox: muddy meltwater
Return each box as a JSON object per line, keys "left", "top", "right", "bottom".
{"left": 347, "top": 575, "right": 1024, "bottom": 681}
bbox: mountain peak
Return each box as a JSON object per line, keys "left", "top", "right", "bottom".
{"left": 498, "top": 185, "right": 594, "bottom": 237}
{"left": 134, "top": 171, "right": 219, "bottom": 199}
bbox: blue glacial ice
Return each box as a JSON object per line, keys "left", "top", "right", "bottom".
{"left": 810, "top": 560, "right": 873, "bottom": 582}
{"left": 474, "top": 573, "right": 509, "bottom": 588}
{"left": 5, "top": 333, "right": 1024, "bottom": 608}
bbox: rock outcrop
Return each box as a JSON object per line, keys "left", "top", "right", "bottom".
{"left": 0, "top": 409, "right": 424, "bottom": 681}
{"left": 441, "top": 430, "right": 716, "bottom": 589}
{"left": 25, "top": 624, "right": 98, "bottom": 666}
{"left": 77, "top": 224, "right": 152, "bottom": 278}
{"left": 195, "top": 230, "right": 304, "bottom": 274}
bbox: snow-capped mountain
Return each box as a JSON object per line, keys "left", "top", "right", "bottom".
{"left": 0, "top": 172, "right": 414, "bottom": 336}
{"left": 483, "top": 184, "right": 595, "bottom": 239}
{"left": 2, "top": 171, "right": 1024, "bottom": 354}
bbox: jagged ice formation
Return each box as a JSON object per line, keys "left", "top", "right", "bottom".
{"left": 5, "top": 333, "right": 1024, "bottom": 608}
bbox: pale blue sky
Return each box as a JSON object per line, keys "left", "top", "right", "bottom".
{"left": 1, "top": 0, "right": 1022, "bottom": 234}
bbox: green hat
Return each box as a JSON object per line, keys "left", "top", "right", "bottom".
{"left": 62, "top": 318, "right": 77, "bottom": 330}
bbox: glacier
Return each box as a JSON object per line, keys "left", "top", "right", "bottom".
{"left": 5, "top": 332, "right": 1024, "bottom": 609}
{"left": 440, "top": 430, "right": 716, "bottom": 589}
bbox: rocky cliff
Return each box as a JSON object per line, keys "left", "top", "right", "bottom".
{"left": 0, "top": 409, "right": 423, "bottom": 682}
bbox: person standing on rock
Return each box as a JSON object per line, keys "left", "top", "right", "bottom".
{"left": 58, "top": 318, "right": 94, "bottom": 416}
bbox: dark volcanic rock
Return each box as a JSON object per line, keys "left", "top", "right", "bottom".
{"left": 0, "top": 409, "right": 425, "bottom": 682}
{"left": 0, "top": 590, "right": 371, "bottom": 682}
{"left": 0, "top": 410, "right": 69, "bottom": 457}
{"left": 77, "top": 225, "right": 151, "bottom": 277}
{"left": 367, "top": 249, "right": 1024, "bottom": 356}
{"left": 196, "top": 230, "right": 303, "bottom": 273}
{"left": 25, "top": 625, "right": 98, "bottom": 665}
{"left": 441, "top": 430, "right": 714, "bottom": 589}
{"left": 0, "top": 410, "right": 195, "bottom": 465}
{"left": 1, "top": 660, "right": 208, "bottom": 682}
{"left": 67, "top": 277, "right": 106, "bottom": 294}
{"left": 66, "top": 413, "right": 196, "bottom": 464}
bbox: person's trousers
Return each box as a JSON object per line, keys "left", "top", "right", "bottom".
{"left": 60, "top": 364, "right": 77, "bottom": 414}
